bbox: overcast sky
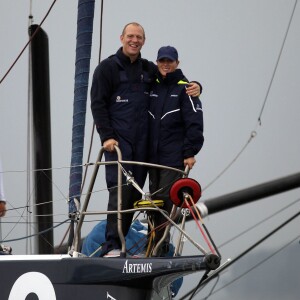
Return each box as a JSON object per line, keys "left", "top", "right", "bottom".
{"left": 1, "top": 1, "right": 300, "bottom": 299}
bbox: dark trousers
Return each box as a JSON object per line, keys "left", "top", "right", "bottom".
{"left": 149, "top": 167, "right": 183, "bottom": 244}
{"left": 101, "top": 151, "right": 147, "bottom": 255}
{"left": 105, "top": 185, "right": 142, "bottom": 249}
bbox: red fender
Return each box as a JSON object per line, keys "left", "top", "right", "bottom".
{"left": 169, "top": 178, "right": 202, "bottom": 208}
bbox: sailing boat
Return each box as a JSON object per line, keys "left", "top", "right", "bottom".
{"left": 0, "top": 1, "right": 222, "bottom": 299}
{"left": 0, "top": 0, "right": 300, "bottom": 300}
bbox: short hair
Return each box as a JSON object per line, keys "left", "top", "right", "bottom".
{"left": 121, "top": 22, "right": 146, "bottom": 39}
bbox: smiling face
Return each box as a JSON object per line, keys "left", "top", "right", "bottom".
{"left": 156, "top": 58, "right": 179, "bottom": 77}
{"left": 120, "top": 23, "right": 145, "bottom": 62}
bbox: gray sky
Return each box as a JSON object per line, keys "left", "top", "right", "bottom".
{"left": 1, "top": 1, "right": 300, "bottom": 299}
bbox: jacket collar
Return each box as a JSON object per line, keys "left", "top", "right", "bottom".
{"left": 116, "top": 47, "right": 142, "bottom": 65}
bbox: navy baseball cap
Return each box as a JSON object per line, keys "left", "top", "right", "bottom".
{"left": 157, "top": 46, "right": 178, "bottom": 61}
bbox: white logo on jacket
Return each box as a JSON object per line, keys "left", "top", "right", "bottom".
{"left": 196, "top": 103, "right": 203, "bottom": 111}
{"left": 116, "top": 95, "right": 128, "bottom": 102}
{"left": 150, "top": 91, "right": 158, "bottom": 97}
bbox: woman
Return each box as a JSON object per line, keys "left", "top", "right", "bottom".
{"left": 148, "top": 46, "right": 204, "bottom": 255}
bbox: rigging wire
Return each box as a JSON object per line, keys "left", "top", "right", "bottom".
{"left": 0, "top": 219, "right": 70, "bottom": 244}
{"left": 1, "top": 0, "right": 62, "bottom": 250}
{"left": 27, "top": 0, "right": 34, "bottom": 254}
{"left": 1, "top": 3, "right": 297, "bottom": 286}
{"left": 257, "top": 0, "right": 298, "bottom": 124}
{"left": 198, "top": 235, "right": 300, "bottom": 300}
{"left": 184, "top": 197, "right": 217, "bottom": 255}
{"left": 191, "top": 204, "right": 221, "bottom": 257}
{"left": 3, "top": 203, "right": 57, "bottom": 251}
{"left": 98, "top": 0, "right": 104, "bottom": 63}
{"left": 1, "top": 168, "right": 69, "bottom": 243}
{"left": 3, "top": 190, "right": 299, "bottom": 244}
{"left": 0, "top": 0, "right": 58, "bottom": 85}
{"left": 1, "top": 181, "right": 110, "bottom": 218}
{"left": 180, "top": 273, "right": 221, "bottom": 300}
{"left": 3, "top": 166, "right": 299, "bottom": 254}
{"left": 203, "top": 131, "right": 256, "bottom": 192}
{"left": 1, "top": 203, "right": 28, "bottom": 242}
{"left": 179, "top": 210, "right": 300, "bottom": 300}
{"left": 203, "top": 0, "right": 298, "bottom": 192}
{"left": 2, "top": 220, "right": 70, "bottom": 225}
{"left": 54, "top": 220, "right": 71, "bottom": 254}
{"left": 217, "top": 197, "right": 300, "bottom": 249}
{"left": 0, "top": 161, "right": 179, "bottom": 214}
{"left": 201, "top": 275, "right": 220, "bottom": 300}
{"left": 2, "top": 161, "right": 299, "bottom": 256}
{"left": 1, "top": 196, "right": 55, "bottom": 249}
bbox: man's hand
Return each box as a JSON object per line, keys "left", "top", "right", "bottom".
{"left": 184, "top": 157, "right": 196, "bottom": 169}
{"left": 186, "top": 82, "right": 202, "bottom": 97}
{"left": 103, "top": 138, "right": 119, "bottom": 152}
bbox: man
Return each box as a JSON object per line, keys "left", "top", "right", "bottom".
{"left": 0, "top": 158, "right": 12, "bottom": 255}
{"left": 90, "top": 23, "right": 201, "bottom": 257}
{"left": 0, "top": 158, "right": 7, "bottom": 218}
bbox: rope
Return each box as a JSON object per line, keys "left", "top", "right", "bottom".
{"left": 188, "top": 194, "right": 221, "bottom": 258}
{"left": 203, "top": 0, "right": 298, "bottom": 192}
{"left": 184, "top": 197, "right": 215, "bottom": 254}
{"left": 0, "top": 0, "right": 58, "bottom": 84}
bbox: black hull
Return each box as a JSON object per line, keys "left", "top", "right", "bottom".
{"left": 1, "top": 254, "right": 217, "bottom": 299}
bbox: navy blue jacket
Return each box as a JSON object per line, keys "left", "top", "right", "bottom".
{"left": 148, "top": 69, "right": 204, "bottom": 167}
{"left": 91, "top": 48, "right": 157, "bottom": 187}
{"left": 91, "top": 48, "right": 156, "bottom": 145}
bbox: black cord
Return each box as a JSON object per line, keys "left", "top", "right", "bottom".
{"left": 188, "top": 270, "right": 210, "bottom": 300}
{"left": 179, "top": 211, "right": 300, "bottom": 299}
{"left": 0, "top": 219, "right": 70, "bottom": 243}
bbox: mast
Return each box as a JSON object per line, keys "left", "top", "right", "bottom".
{"left": 29, "top": 24, "right": 53, "bottom": 254}
{"left": 68, "top": 0, "right": 95, "bottom": 215}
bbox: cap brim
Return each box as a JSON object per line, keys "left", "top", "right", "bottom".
{"left": 157, "top": 55, "right": 176, "bottom": 61}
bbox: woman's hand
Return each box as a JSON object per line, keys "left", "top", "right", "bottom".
{"left": 184, "top": 157, "right": 196, "bottom": 169}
